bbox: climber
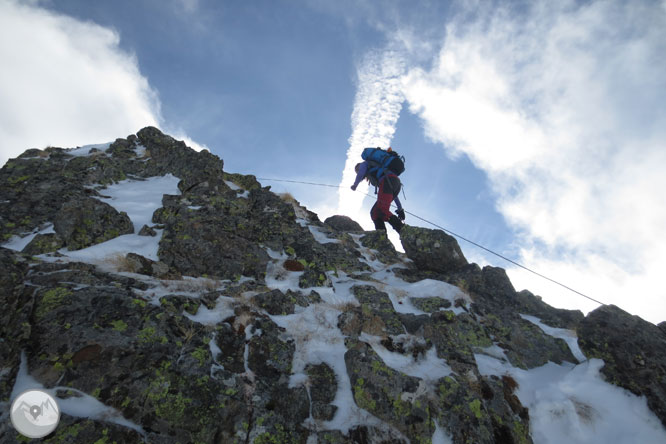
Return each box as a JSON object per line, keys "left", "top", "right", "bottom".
{"left": 350, "top": 147, "right": 406, "bottom": 233}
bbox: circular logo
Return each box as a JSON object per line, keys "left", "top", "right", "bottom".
{"left": 10, "top": 389, "right": 61, "bottom": 438}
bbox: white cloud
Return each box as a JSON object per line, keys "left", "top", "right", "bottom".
{"left": 0, "top": 0, "right": 162, "bottom": 166}
{"left": 337, "top": 46, "right": 406, "bottom": 227}
{"left": 402, "top": 0, "right": 666, "bottom": 323}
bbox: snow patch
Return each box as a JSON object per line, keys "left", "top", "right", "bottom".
{"left": 308, "top": 225, "right": 340, "bottom": 244}
{"left": 432, "top": 420, "right": 453, "bottom": 444}
{"left": 360, "top": 333, "right": 453, "bottom": 381}
{"left": 184, "top": 297, "right": 236, "bottom": 326}
{"left": 475, "top": 354, "right": 666, "bottom": 444}
{"left": 520, "top": 314, "right": 586, "bottom": 362}
{"left": 45, "top": 174, "right": 181, "bottom": 265}
{"left": 65, "top": 143, "right": 112, "bottom": 157}
{"left": 11, "top": 352, "right": 144, "bottom": 435}
{"left": 2, "top": 224, "right": 55, "bottom": 252}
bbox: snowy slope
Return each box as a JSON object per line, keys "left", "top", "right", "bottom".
{"left": 4, "top": 171, "right": 666, "bottom": 443}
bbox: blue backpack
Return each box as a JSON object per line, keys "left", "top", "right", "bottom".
{"left": 361, "top": 147, "right": 405, "bottom": 185}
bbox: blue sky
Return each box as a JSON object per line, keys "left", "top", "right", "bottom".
{"left": 1, "top": 0, "right": 665, "bottom": 324}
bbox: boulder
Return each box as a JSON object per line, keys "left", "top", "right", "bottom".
{"left": 400, "top": 225, "right": 467, "bottom": 273}
{"left": 324, "top": 215, "right": 364, "bottom": 232}
{"left": 22, "top": 233, "right": 64, "bottom": 255}
{"left": 54, "top": 198, "right": 133, "bottom": 250}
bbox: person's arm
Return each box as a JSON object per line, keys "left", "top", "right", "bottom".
{"left": 393, "top": 196, "right": 402, "bottom": 210}
{"left": 351, "top": 162, "right": 368, "bottom": 190}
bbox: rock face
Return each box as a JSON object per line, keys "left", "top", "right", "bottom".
{"left": 578, "top": 305, "right": 666, "bottom": 427}
{"left": 54, "top": 198, "right": 134, "bottom": 250}
{"left": 324, "top": 215, "right": 364, "bottom": 232}
{"left": 0, "top": 127, "right": 664, "bottom": 443}
{"left": 400, "top": 225, "right": 468, "bottom": 273}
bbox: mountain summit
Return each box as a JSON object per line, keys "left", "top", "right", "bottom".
{"left": 1, "top": 127, "right": 665, "bottom": 443}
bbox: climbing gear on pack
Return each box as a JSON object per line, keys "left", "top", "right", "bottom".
{"left": 361, "top": 147, "right": 405, "bottom": 182}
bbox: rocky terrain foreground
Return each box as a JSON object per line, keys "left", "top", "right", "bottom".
{"left": 1, "top": 127, "right": 665, "bottom": 443}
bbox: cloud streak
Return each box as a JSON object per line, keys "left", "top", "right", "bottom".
{"left": 0, "top": 0, "right": 162, "bottom": 166}
{"left": 401, "top": 0, "right": 666, "bottom": 322}
{"left": 337, "top": 47, "right": 406, "bottom": 227}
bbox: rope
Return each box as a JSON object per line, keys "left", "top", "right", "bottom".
{"left": 257, "top": 177, "right": 605, "bottom": 306}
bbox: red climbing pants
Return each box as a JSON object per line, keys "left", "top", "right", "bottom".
{"left": 370, "top": 174, "right": 402, "bottom": 232}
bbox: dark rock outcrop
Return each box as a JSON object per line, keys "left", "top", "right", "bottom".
{"left": 400, "top": 225, "right": 468, "bottom": 273}
{"left": 2, "top": 127, "right": 664, "bottom": 443}
{"left": 54, "top": 197, "right": 134, "bottom": 250}
{"left": 324, "top": 215, "right": 363, "bottom": 232}
{"left": 578, "top": 305, "right": 666, "bottom": 427}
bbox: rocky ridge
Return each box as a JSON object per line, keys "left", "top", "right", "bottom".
{"left": 0, "top": 127, "right": 664, "bottom": 444}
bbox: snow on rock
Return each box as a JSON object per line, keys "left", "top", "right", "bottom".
{"left": 475, "top": 354, "right": 666, "bottom": 444}
{"left": 55, "top": 174, "right": 180, "bottom": 264}
{"left": 11, "top": 352, "right": 144, "bottom": 435}
{"left": 520, "top": 313, "right": 587, "bottom": 362}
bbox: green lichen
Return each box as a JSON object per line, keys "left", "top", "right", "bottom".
{"left": 254, "top": 424, "right": 297, "bottom": 444}
{"left": 469, "top": 399, "right": 483, "bottom": 419}
{"left": 36, "top": 287, "right": 71, "bottom": 318}
{"left": 513, "top": 420, "right": 531, "bottom": 444}
{"left": 191, "top": 346, "right": 208, "bottom": 367}
{"left": 111, "top": 320, "right": 128, "bottom": 332}
{"left": 144, "top": 362, "right": 192, "bottom": 422}
{"left": 46, "top": 421, "right": 82, "bottom": 443}
{"left": 91, "top": 428, "right": 110, "bottom": 444}
{"left": 138, "top": 326, "right": 168, "bottom": 344}
{"left": 353, "top": 378, "right": 376, "bottom": 411}
{"left": 132, "top": 298, "right": 147, "bottom": 308}
{"left": 8, "top": 175, "right": 30, "bottom": 185}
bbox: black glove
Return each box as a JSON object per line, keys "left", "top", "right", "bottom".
{"left": 396, "top": 208, "right": 405, "bottom": 221}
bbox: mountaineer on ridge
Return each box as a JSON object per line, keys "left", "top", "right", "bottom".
{"left": 350, "top": 147, "right": 406, "bottom": 234}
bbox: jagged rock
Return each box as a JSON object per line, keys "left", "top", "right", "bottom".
{"left": 306, "top": 363, "right": 338, "bottom": 421}
{"left": 513, "top": 289, "right": 585, "bottom": 330}
{"left": 345, "top": 339, "right": 432, "bottom": 442}
{"left": 435, "top": 373, "right": 532, "bottom": 444}
{"left": 251, "top": 289, "right": 315, "bottom": 315}
{"left": 578, "top": 305, "right": 666, "bottom": 427}
{"left": 339, "top": 286, "right": 404, "bottom": 337}
{"left": 3, "top": 127, "right": 665, "bottom": 443}
{"left": 124, "top": 253, "right": 178, "bottom": 279}
{"left": 400, "top": 225, "right": 468, "bottom": 273}
{"left": 410, "top": 297, "right": 452, "bottom": 313}
{"left": 223, "top": 172, "right": 262, "bottom": 191}
{"left": 360, "top": 230, "right": 402, "bottom": 264}
{"left": 156, "top": 198, "right": 270, "bottom": 280}
{"left": 0, "top": 156, "right": 89, "bottom": 241}
{"left": 21, "top": 233, "right": 64, "bottom": 255}
{"left": 481, "top": 314, "right": 579, "bottom": 369}
{"left": 324, "top": 215, "right": 364, "bottom": 232}
{"left": 424, "top": 310, "right": 493, "bottom": 374}
{"left": 0, "top": 249, "right": 30, "bottom": 401}
{"left": 6, "top": 262, "right": 250, "bottom": 443}
{"left": 138, "top": 224, "right": 157, "bottom": 236}
{"left": 53, "top": 197, "right": 133, "bottom": 250}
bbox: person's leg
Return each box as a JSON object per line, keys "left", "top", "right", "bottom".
{"left": 388, "top": 214, "right": 403, "bottom": 233}
{"left": 370, "top": 202, "right": 387, "bottom": 230}
{"left": 378, "top": 175, "right": 403, "bottom": 233}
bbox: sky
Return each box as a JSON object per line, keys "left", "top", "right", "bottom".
{"left": 1, "top": 0, "right": 665, "bottom": 324}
